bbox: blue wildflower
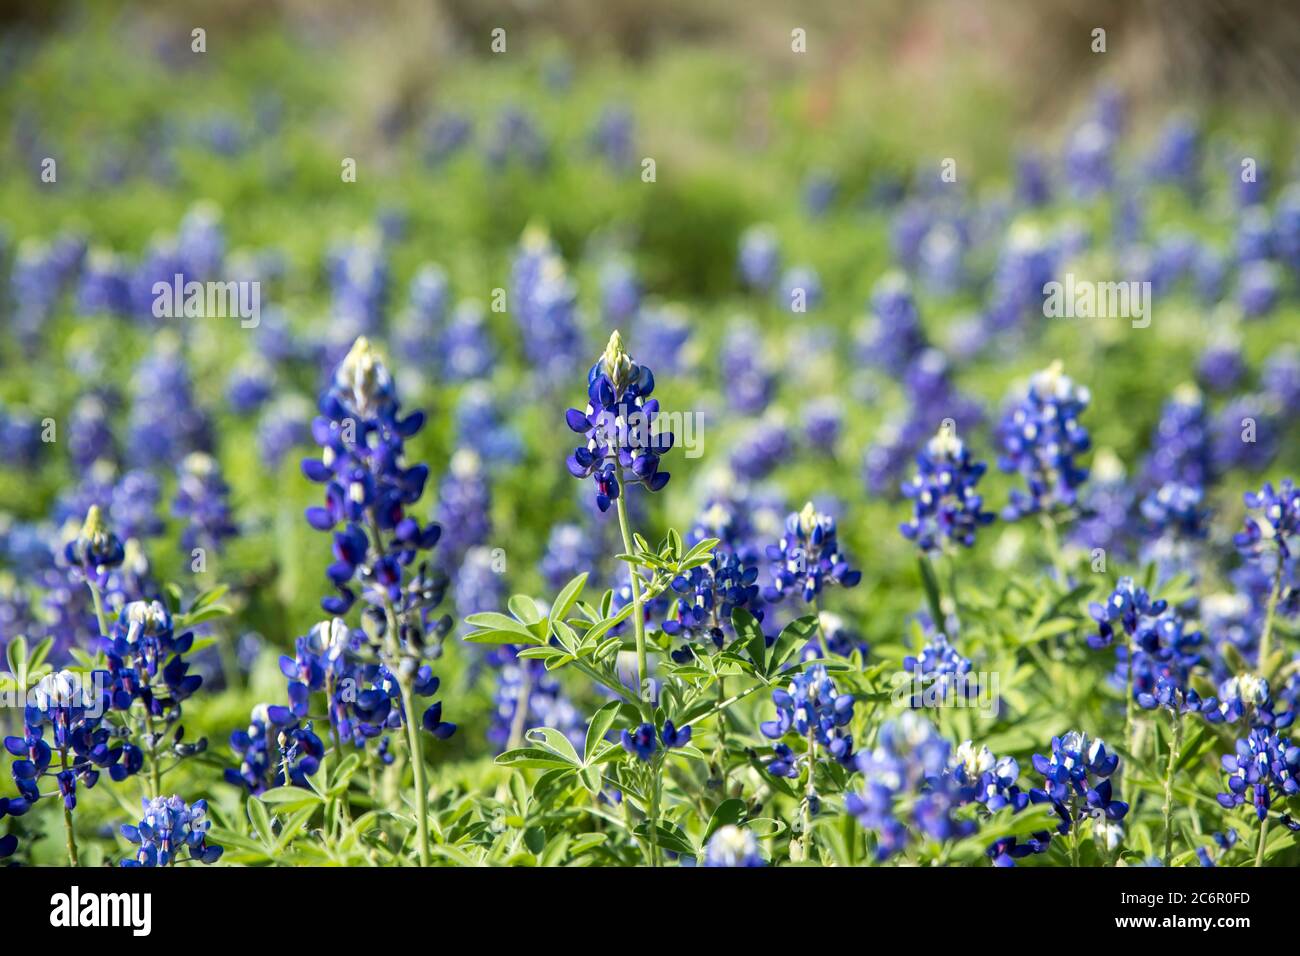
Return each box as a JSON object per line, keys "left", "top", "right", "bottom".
{"left": 899, "top": 425, "right": 995, "bottom": 552}
{"left": 565, "top": 331, "right": 674, "bottom": 512}
{"left": 120, "top": 795, "right": 223, "bottom": 866}
{"left": 763, "top": 502, "right": 861, "bottom": 603}
{"left": 703, "top": 825, "right": 764, "bottom": 866}
{"left": 997, "top": 361, "right": 1091, "bottom": 520}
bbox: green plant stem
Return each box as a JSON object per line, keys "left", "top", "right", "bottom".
{"left": 1161, "top": 710, "right": 1183, "bottom": 866}
{"left": 613, "top": 465, "right": 649, "bottom": 698}
{"left": 86, "top": 580, "right": 111, "bottom": 638}
{"left": 60, "top": 749, "right": 79, "bottom": 866}
{"left": 1255, "top": 815, "right": 1271, "bottom": 867}
{"left": 1257, "top": 564, "right": 1284, "bottom": 675}
{"left": 398, "top": 677, "right": 431, "bottom": 867}
{"left": 1039, "top": 512, "right": 1068, "bottom": 584}
{"left": 801, "top": 726, "right": 817, "bottom": 862}
{"left": 812, "top": 594, "right": 829, "bottom": 657}
{"left": 648, "top": 758, "right": 662, "bottom": 867}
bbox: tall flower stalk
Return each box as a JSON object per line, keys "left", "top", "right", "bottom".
{"left": 301, "top": 337, "right": 457, "bottom": 867}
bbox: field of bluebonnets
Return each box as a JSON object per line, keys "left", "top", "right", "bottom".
{"left": 1, "top": 14, "right": 1299, "bottom": 869}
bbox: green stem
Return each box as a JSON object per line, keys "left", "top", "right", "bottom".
{"left": 1255, "top": 815, "right": 1271, "bottom": 867}
{"left": 1039, "top": 512, "right": 1068, "bottom": 584}
{"left": 812, "top": 594, "right": 829, "bottom": 657}
{"left": 801, "top": 726, "right": 817, "bottom": 862}
{"left": 648, "top": 758, "right": 662, "bottom": 867}
{"left": 1161, "top": 710, "right": 1182, "bottom": 866}
{"left": 613, "top": 466, "right": 649, "bottom": 699}
{"left": 86, "top": 580, "right": 111, "bottom": 638}
{"left": 398, "top": 678, "right": 431, "bottom": 867}
{"left": 1257, "top": 563, "right": 1284, "bottom": 675}
{"left": 60, "top": 749, "right": 79, "bottom": 867}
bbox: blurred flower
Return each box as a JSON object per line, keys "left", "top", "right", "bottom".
{"left": 997, "top": 361, "right": 1091, "bottom": 520}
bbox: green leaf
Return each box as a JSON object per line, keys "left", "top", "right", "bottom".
{"left": 551, "top": 572, "right": 589, "bottom": 624}
{"left": 733, "top": 607, "right": 765, "bottom": 673}
{"left": 704, "top": 798, "right": 748, "bottom": 842}
{"left": 464, "top": 612, "right": 541, "bottom": 643}
{"left": 917, "top": 555, "right": 946, "bottom": 637}
{"left": 769, "top": 615, "right": 819, "bottom": 674}
{"left": 508, "top": 594, "right": 543, "bottom": 626}
{"left": 584, "top": 700, "right": 623, "bottom": 764}
{"left": 464, "top": 628, "right": 538, "bottom": 645}
{"left": 248, "top": 797, "right": 273, "bottom": 845}
{"left": 524, "top": 727, "right": 582, "bottom": 766}
{"left": 259, "top": 787, "right": 324, "bottom": 807}
{"left": 495, "top": 748, "right": 579, "bottom": 771}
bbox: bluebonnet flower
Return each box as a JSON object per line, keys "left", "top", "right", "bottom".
{"left": 1072, "top": 449, "right": 1137, "bottom": 559}
{"left": 721, "top": 320, "right": 775, "bottom": 415}
{"left": 1216, "top": 728, "right": 1299, "bottom": 821}
{"left": 512, "top": 229, "right": 584, "bottom": 390}
{"left": 846, "top": 714, "right": 966, "bottom": 859}
{"left": 299, "top": 340, "right": 455, "bottom": 747}
{"left": 600, "top": 258, "right": 641, "bottom": 325}
{"left": 856, "top": 273, "right": 927, "bottom": 378}
{"left": 1198, "top": 340, "right": 1246, "bottom": 394}
{"left": 621, "top": 723, "right": 658, "bottom": 761}
{"left": 435, "top": 450, "right": 491, "bottom": 572}
{"left": 63, "top": 505, "right": 124, "bottom": 589}
{"left": 6, "top": 669, "right": 140, "bottom": 810}
{"left": 565, "top": 331, "right": 674, "bottom": 512}
{"left": 1015, "top": 150, "right": 1052, "bottom": 206}
{"left": 127, "top": 335, "right": 213, "bottom": 469}
{"left": 949, "top": 742, "right": 1029, "bottom": 813}
{"left": 1029, "top": 731, "right": 1128, "bottom": 835}
{"left": 1142, "top": 385, "right": 1212, "bottom": 490}
{"left": 1140, "top": 481, "right": 1210, "bottom": 542}
{"left": 632, "top": 305, "right": 692, "bottom": 377}
{"left": 662, "top": 547, "right": 764, "bottom": 656}
{"left": 737, "top": 225, "right": 780, "bottom": 292}
{"left": 223, "top": 704, "right": 324, "bottom": 794}
{"left": 899, "top": 425, "right": 994, "bottom": 552}
{"left": 1203, "top": 674, "right": 1294, "bottom": 730}
{"left": 997, "top": 361, "right": 1091, "bottom": 520}
{"left": 423, "top": 112, "right": 473, "bottom": 167}
{"left": 1196, "top": 829, "right": 1238, "bottom": 867}
{"left": 984, "top": 224, "right": 1059, "bottom": 333}
{"left": 1211, "top": 395, "right": 1279, "bottom": 475}
{"left": 660, "top": 720, "right": 692, "bottom": 749}
{"left": 172, "top": 453, "right": 238, "bottom": 556}
{"left": 1062, "top": 119, "right": 1115, "bottom": 199}
{"left": 224, "top": 354, "right": 276, "bottom": 416}
{"left": 454, "top": 385, "right": 522, "bottom": 468}
{"left": 1238, "top": 260, "right": 1279, "bottom": 318}
{"left": 176, "top": 202, "right": 225, "bottom": 279}
{"left": 759, "top": 664, "right": 855, "bottom": 765}
{"left": 1236, "top": 206, "right": 1273, "bottom": 264}
{"left": 454, "top": 545, "right": 505, "bottom": 621}
{"left": 1145, "top": 116, "right": 1201, "bottom": 192}
{"left": 326, "top": 232, "right": 389, "bottom": 336}
{"left": 393, "top": 264, "right": 450, "bottom": 372}
{"left": 440, "top": 300, "right": 496, "bottom": 382}
{"left": 1235, "top": 479, "right": 1300, "bottom": 566}
{"left": 903, "top": 631, "right": 975, "bottom": 707}
{"left": 68, "top": 393, "right": 118, "bottom": 471}
{"left": 918, "top": 221, "right": 967, "bottom": 295}
{"left": 799, "top": 611, "right": 869, "bottom": 661}
{"left": 120, "top": 795, "right": 223, "bottom": 866}
{"left": 540, "top": 523, "right": 600, "bottom": 592}
{"left": 301, "top": 337, "right": 441, "bottom": 614}
{"left": 763, "top": 503, "right": 861, "bottom": 603}
{"left": 730, "top": 415, "right": 791, "bottom": 482}
{"left": 257, "top": 394, "right": 313, "bottom": 473}
{"left": 703, "top": 825, "right": 764, "bottom": 866}
{"left": 590, "top": 104, "right": 635, "bottom": 169}
{"left": 485, "top": 107, "right": 548, "bottom": 170}
{"left": 801, "top": 398, "right": 842, "bottom": 454}
{"left": 1262, "top": 348, "right": 1300, "bottom": 409}
{"left": 105, "top": 600, "right": 204, "bottom": 716}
